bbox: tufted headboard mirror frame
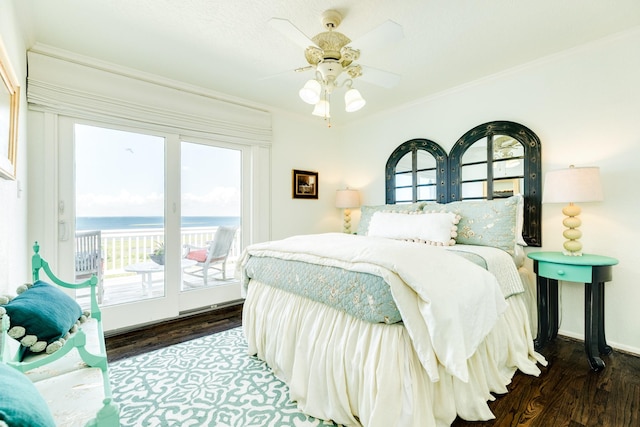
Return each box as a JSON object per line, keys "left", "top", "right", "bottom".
{"left": 385, "top": 121, "right": 541, "bottom": 246}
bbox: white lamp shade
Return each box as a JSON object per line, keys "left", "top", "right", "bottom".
{"left": 542, "top": 166, "right": 604, "bottom": 204}
{"left": 299, "top": 80, "right": 321, "bottom": 105}
{"left": 335, "top": 189, "right": 360, "bottom": 208}
{"left": 312, "top": 99, "right": 331, "bottom": 117}
{"left": 344, "top": 88, "right": 366, "bottom": 112}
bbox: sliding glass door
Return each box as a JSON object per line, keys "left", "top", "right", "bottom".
{"left": 178, "top": 140, "right": 244, "bottom": 312}
{"left": 180, "top": 141, "right": 241, "bottom": 292}
{"left": 74, "top": 124, "right": 167, "bottom": 305}
{"left": 58, "top": 118, "right": 245, "bottom": 330}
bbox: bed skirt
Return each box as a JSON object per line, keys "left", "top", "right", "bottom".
{"left": 243, "top": 280, "right": 546, "bottom": 427}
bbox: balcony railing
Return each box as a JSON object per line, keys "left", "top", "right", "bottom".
{"left": 75, "top": 227, "right": 241, "bottom": 306}
{"left": 98, "top": 226, "right": 241, "bottom": 277}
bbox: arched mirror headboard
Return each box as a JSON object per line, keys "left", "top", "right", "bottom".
{"left": 385, "top": 121, "right": 541, "bottom": 246}
{"left": 385, "top": 138, "right": 449, "bottom": 204}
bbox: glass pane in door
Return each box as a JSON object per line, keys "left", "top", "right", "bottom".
{"left": 74, "top": 124, "right": 165, "bottom": 306}
{"left": 180, "top": 141, "right": 241, "bottom": 291}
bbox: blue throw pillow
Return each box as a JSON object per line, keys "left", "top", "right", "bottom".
{"left": 1, "top": 280, "right": 83, "bottom": 355}
{"left": 0, "top": 363, "right": 56, "bottom": 426}
{"left": 429, "top": 196, "right": 519, "bottom": 254}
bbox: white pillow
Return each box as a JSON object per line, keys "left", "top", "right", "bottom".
{"left": 368, "top": 211, "right": 459, "bottom": 246}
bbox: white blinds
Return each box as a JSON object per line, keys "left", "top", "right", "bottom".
{"left": 26, "top": 45, "right": 272, "bottom": 144}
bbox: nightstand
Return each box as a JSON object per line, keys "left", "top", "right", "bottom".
{"left": 528, "top": 251, "right": 619, "bottom": 371}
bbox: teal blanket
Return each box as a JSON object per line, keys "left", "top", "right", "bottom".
{"left": 244, "top": 256, "right": 402, "bottom": 324}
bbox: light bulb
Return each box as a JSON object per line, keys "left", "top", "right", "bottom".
{"left": 312, "top": 100, "right": 330, "bottom": 117}
{"left": 344, "top": 88, "right": 366, "bottom": 112}
{"left": 299, "top": 80, "right": 321, "bottom": 105}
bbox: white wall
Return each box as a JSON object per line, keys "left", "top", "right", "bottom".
{"left": 269, "top": 111, "right": 348, "bottom": 239}
{"left": 0, "top": 1, "right": 29, "bottom": 295}
{"left": 340, "top": 27, "right": 640, "bottom": 354}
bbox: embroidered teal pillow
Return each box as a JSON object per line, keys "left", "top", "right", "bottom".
{"left": 0, "top": 363, "right": 56, "bottom": 426}
{"left": 430, "top": 196, "right": 519, "bottom": 254}
{"left": 357, "top": 202, "right": 426, "bottom": 235}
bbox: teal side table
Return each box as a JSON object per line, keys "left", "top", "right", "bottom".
{"left": 528, "top": 251, "right": 619, "bottom": 371}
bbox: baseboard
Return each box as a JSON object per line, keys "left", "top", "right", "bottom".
{"left": 558, "top": 330, "right": 640, "bottom": 357}
{"left": 105, "top": 300, "right": 243, "bottom": 338}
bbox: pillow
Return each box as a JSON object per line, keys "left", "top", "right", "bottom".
{"left": 368, "top": 211, "right": 459, "bottom": 246}
{"left": 515, "top": 194, "right": 527, "bottom": 246}
{"left": 357, "top": 202, "right": 426, "bottom": 236}
{"left": 1, "top": 280, "right": 85, "bottom": 356}
{"left": 0, "top": 363, "right": 56, "bottom": 426}
{"left": 185, "top": 249, "right": 208, "bottom": 262}
{"left": 429, "top": 195, "right": 519, "bottom": 254}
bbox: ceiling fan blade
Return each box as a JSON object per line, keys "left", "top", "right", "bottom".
{"left": 350, "top": 20, "right": 403, "bottom": 53}
{"left": 268, "top": 18, "right": 316, "bottom": 50}
{"left": 294, "top": 65, "right": 314, "bottom": 73}
{"left": 258, "top": 65, "right": 314, "bottom": 81}
{"left": 358, "top": 65, "right": 401, "bottom": 89}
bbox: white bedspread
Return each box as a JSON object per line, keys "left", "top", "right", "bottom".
{"left": 446, "top": 244, "right": 525, "bottom": 297}
{"left": 240, "top": 233, "right": 513, "bottom": 383}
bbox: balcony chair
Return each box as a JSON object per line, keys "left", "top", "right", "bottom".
{"left": 75, "top": 230, "right": 104, "bottom": 303}
{"left": 183, "top": 226, "right": 238, "bottom": 285}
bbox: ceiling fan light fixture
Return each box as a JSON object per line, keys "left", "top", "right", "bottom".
{"left": 312, "top": 99, "right": 331, "bottom": 117}
{"left": 299, "top": 79, "right": 321, "bottom": 104}
{"left": 270, "top": 9, "right": 403, "bottom": 124}
{"left": 344, "top": 88, "right": 366, "bottom": 112}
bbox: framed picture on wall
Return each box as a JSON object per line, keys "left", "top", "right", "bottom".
{"left": 0, "top": 36, "right": 20, "bottom": 180}
{"left": 292, "top": 169, "right": 318, "bottom": 199}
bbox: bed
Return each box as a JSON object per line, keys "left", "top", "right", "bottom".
{"left": 240, "top": 121, "right": 546, "bottom": 426}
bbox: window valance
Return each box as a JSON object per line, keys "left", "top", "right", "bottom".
{"left": 26, "top": 46, "right": 272, "bottom": 144}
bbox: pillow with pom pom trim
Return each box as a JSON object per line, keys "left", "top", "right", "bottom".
{"left": 368, "top": 211, "right": 460, "bottom": 246}
{"left": 0, "top": 280, "right": 85, "bottom": 359}
{"left": 357, "top": 202, "right": 427, "bottom": 236}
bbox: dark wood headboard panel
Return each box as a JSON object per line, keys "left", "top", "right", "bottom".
{"left": 385, "top": 121, "right": 542, "bottom": 246}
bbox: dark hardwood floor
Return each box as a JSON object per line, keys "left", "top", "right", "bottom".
{"left": 105, "top": 303, "right": 243, "bottom": 362}
{"left": 106, "top": 305, "right": 639, "bottom": 427}
{"left": 451, "top": 336, "right": 640, "bottom": 427}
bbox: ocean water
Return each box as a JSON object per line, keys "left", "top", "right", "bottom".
{"left": 76, "top": 216, "right": 240, "bottom": 231}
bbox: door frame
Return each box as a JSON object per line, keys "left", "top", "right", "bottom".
{"left": 52, "top": 115, "right": 263, "bottom": 331}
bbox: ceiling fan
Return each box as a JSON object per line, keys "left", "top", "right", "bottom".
{"left": 268, "top": 10, "right": 403, "bottom": 121}
{"left": 494, "top": 136, "right": 522, "bottom": 159}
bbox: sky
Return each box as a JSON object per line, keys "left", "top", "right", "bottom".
{"left": 74, "top": 124, "right": 241, "bottom": 217}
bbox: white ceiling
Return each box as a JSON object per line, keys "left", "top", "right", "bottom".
{"left": 14, "top": 0, "right": 640, "bottom": 126}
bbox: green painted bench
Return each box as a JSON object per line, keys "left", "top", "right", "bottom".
{"left": 1, "top": 242, "right": 119, "bottom": 426}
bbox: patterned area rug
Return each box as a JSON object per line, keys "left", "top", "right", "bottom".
{"left": 110, "top": 327, "right": 341, "bottom": 426}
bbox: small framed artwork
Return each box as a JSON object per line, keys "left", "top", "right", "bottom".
{"left": 0, "top": 36, "right": 20, "bottom": 180}
{"left": 292, "top": 169, "right": 318, "bottom": 199}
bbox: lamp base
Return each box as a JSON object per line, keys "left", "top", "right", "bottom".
{"left": 561, "top": 202, "right": 583, "bottom": 256}
{"left": 562, "top": 248, "right": 583, "bottom": 256}
{"left": 342, "top": 208, "right": 352, "bottom": 234}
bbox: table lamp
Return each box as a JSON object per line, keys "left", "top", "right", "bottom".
{"left": 335, "top": 189, "right": 360, "bottom": 233}
{"left": 542, "top": 165, "right": 603, "bottom": 256}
